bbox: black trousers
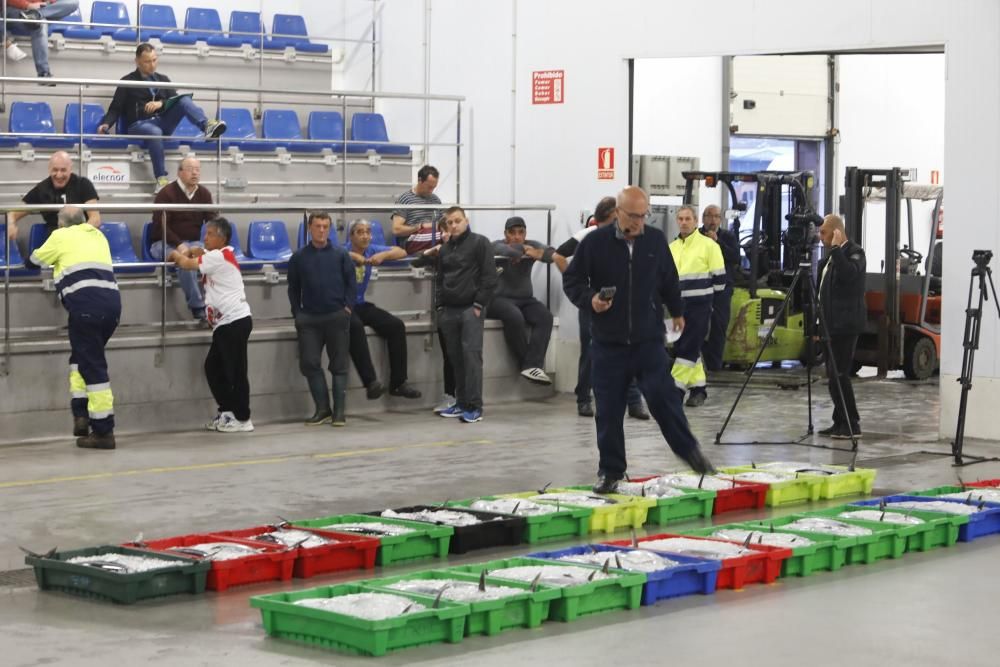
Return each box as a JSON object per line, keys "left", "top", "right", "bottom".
{"left": 827, "top": 334, "right": 860, "bottom": 428}
{"left": 485, "top": 296, "right": 553, "bottom": 370}
{"left": 703, "top": 285, "right": 732, "bottom": 371}
{"left": 296, "top": 310, "right": 350, "bottom": 410}
{"left": 205, "top": 316, "right": 252, "bottom": 421}
{"left": 348, "top": 302, "right": 409, "bottom": 390}
{"left": 68, "top": 306, "right": 120, "bottom": 435}
{"left": 437, "top": 327, "right": 456, "bottom": 396}
{"left": 576, "top": 306, "right": 643, "bottom": 408}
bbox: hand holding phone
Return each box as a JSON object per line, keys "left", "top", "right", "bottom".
{"left": 598, "top": 286, "right": 617, "bottom": 302}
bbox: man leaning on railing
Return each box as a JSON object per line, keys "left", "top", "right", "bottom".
{"left": 6, "top": 150, "right": 99, "bottom": 243}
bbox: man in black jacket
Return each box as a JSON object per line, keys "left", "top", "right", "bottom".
{"left": 700, "top": 205, "right": 741, "bottom": 371}
{"left": 563, "top": 186, "right": 715, "bottom": 493}
{"left": 434, "top": 206, "right": 497, "bottom": 423}
{"left": 98, "top": 43, "right": 226, "bottom": 192}
{"left": 816, "top": 214, "right": 866, "bottom": 439}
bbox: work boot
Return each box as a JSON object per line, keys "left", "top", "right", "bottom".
{"left": 817, "top": 423, "right": 841, "bottom": 437}
{"left": 685, "top": 389, "right": 707, "bottom": 408}
{"left": 77, "top": 432, "right": 116, "bottom": 450}
{"left": 389, "top": 382, "right": 422, "bottom": 399}
{"left": 365, "top": 380, "right": 384, "bottom": 400}
{"left": 305, "top": 408, "right": 332, "bottom": 426}
{"left": 627, "top": 403, "right": 650, "bottom": 420}
{"left": 577, "top": 402, "right": 594, "bottom": 418}
{"left": 680, "top": 446, "right": 717, "bottom": 475}
{"left": 592, "top": 474, "right": 621, "bottom": 494}
{"left": 332, "top": 374, "right": 348, "bottom": 427}
{"left": 73, "top": 416, "right": 90, "bottom": 437}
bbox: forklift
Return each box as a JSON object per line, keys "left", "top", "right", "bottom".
{"left": 682, "top": 170, "right": 821, "bottom": 367}
{"left": 842, "top": 167, "right": 942, "bottom": 379}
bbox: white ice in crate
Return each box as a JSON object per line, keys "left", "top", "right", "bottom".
{"left": 756, "top": 462, "right": 845, "bottom": 475}
{"left": 838, "top": 510, "right": 925, "bottom": 525}
{"left": 638, "top": 537, "right": 753, "bottom": 559}
{"left": 615, "top": 479, "right": 687, "bottom": 497}
{"left": 386, "top": 578, "right": 524, "bottom": 602}
{"left": 556, "top": 549, "right": 679, "bottom": 572}
{"left": 487, "top": 564, "right": 614, "bottom": 586}
{"left": 781, "top": 518, "right": 873, "bottom": 536}
{"left": 66, "top": 553, "right": 184, "bottom": 572}
{"left": 712, "top": 529, "right": 815, "bottom": 548}
{"left": 294, "top": 592, "right": 427, "bottom": 620}
{"left": 939, "top": 489, "right": 1000, "bottom": 503}
{"left": 659, "top": 473, "right": 741, "bottom": 491}
{"left": 470, "top": 498, "right": 559, "bottom": 516}
{"left": 382, "top": 508, "right": 483, "bottom": 527}
{"left": 727, "top": 471, "right": 798, "bottom": 484}
{"left": 529, "top": 492, "right": 617, "bottom": 507}
{"left": 252, "top": 529, "right": 334, "bottom": 548}
{"left": 320, "top": 522, "right": 416, "bottom": 536}
{"left": 886, "top": 500, "right": 987, "bottom": 515}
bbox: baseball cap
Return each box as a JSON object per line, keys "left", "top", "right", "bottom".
{"left": 504, "top": 216, "right": 526, "bottom": 230}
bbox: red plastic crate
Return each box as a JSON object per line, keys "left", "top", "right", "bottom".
{"left": 968, "top": 479, "right": 1000, "bottom": 489}
{"left": 632, "top": 475, "right": 768, "bottom": 515}
{"left": 125, "top": 533, "right": 296, "bottom": 592}
{"left": 605, "top": 532, "right": 791, "bottom": 590}
{"left": 209, "top": 526, "right": 379, "bottom": 578}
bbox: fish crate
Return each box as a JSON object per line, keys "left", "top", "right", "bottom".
{"left": 209, "top": 525, "right": 379, "bottom": 578}
{"left": 23, "top": 545, "right": 211, "bottom": 604}
{"left": 604, "top": 533, "right": 790, "bottom": 589}
{"left": 128, "top": 533, "right": 296, "bottom": 592}
{"left": 359, "top": 569, "right": 561, "bottom": 636}
{"left": 753, "top": 513, "right": 907, "bottom": 565}
{"left": 250, "top": 582, "right": 469, "bottom": 657}
{"left": 967, "top": 479, "right": 1000, "bottom": 489}
{"left": 808, "top": 504, "right": 967, "bottom": 553}
{"left": 363, "top": 505, "right": 525, "bottom": 554}
{"left": 292, "top": 514, "right": 453, "bottom": 566}
{"left": 502, "top": 488, "right": 656, "bottom": 534}
{"left": 718, "top": 466, "right": 826, "bottom": 506}
{"left": 684, "top": 523, "right": 851, "bottom": 577}
{"left": 632, "top": 475, "right": 767, "bottom": 516}
{"left": 446, "top": 497, "right": 592, "bottom": 544}
{"left": 444, "top": 556, "right": 646, "bottom": 622}
{"left": 525, "top": 544, "right": 720, "bottom": 606}
{"left": 850, "top": 495, "right": 1000, "bottom": 542}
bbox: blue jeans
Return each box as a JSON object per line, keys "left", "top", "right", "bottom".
{"left": 5, "top": 0, "right": 79, "bottom": 75}
{"left": 150, "top": 240, "right": 205, "bottom": 316}
{"left": 129, "top": 96, "right": 208, "bottom": 178}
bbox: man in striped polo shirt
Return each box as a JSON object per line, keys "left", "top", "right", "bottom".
{"left": 391, "top": 165, "right": 442, "bottom": 255}
{"left": 30, "top": 207, "right": 121, "bottom": 450}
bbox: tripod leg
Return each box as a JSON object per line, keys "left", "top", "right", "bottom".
{"left": 953, "top": 269, "right": 986, "bottom": 464}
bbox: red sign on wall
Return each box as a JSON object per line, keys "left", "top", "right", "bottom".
{"left": 598, "top": 147, "right": 615, "bottom": 180}
{"left": 532, "top": 70, "right": 565, "bottom": 104}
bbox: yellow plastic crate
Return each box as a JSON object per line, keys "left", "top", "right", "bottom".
{"left": 718, "top": 468, "right": 825, "bottom": 506}
{"left": 500, "top": 489, "right": 655, "bottom": 534}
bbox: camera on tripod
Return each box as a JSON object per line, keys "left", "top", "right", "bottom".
{"left": 972, "top": 249, "right": 993, "bottom": 270}
{"left": 784, "top": 207, "right": 823, "bottom": 262}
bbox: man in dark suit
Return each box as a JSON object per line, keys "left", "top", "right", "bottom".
{"left": 700, "top": 204, "right": 741, "bottom": 371}
{"left": 816, "top": 214, "right": 867, "bottom": 439}
{"left": 98, "top": 43, "right": 227, "bottom": 192}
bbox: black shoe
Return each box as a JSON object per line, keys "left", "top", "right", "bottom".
{"left": 627, "top": 403, "right": 650, "bottom": 420}
{"left": 831, "top": 424, "right": 863, "bottom": 440}
{"left": 680, "top": 447, "right": 717, "bottom": 475}
{"left": 817, "top": 423, "right": 841, "bottom": 437}
{"left": 77, "top": 432, "right": 116, "bottom": 450}
{"left": 365, "top": 381, "right": 385, "bottom": 400}
{"left": 592, "top": 474, "right": 621, "bottom": 494}
{"left": 577, "top": 403, "right": 594, "bottom": 417}
{"left": 389, "top": 382, "right": 421, "bottom": 399}
{"left": 305, "top": 409, "right": 332, "bottom": 426}
{"left": 38, "top": 71, "right": 55, "bottom": 87}
{"left": 685, "top": 390, "right": 707, "bottom": 408}
{"left": 73, "top": 416, "right": 89, "bottom": 437}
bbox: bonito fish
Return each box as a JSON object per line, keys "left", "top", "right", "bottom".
{"left": 381, "top": 508, "right": 484, "bottom": 527}
{"left": 940, "top": 489, "right": 1000, "bottom": 504}
{"left": 167, "top": 542, "right": 263, "bottom": 561}
{"left": 530, "top": 492, "right": 618, "bottom": 507}
{"left": 556, "top": 549, "right": 678, "bottom": 572}
{"left": 638, "top": 537, "right": 753, "bottom": 559}
{"left": 319, "top": 522, "right": 416, "bottom": 536}
{"left": 884, "top": 500, "right": 987, "bottom": 516}
{"left": 251, "top": 528, "right": 334, "bottom": 549}
{"left": 66, "top": 553, "right": 183, "bottom": 573}
{"left": 294, "top": 593, "right": 427, "bottom": 620}
{"left": 838, "top": 510, "right": 924, "bottom": 525}
{"left": 469, "top": 498, "right": 558, "bottom": 516}
{"left": 486, "top": 564, "right": 614, "bottom": 587}
{"left": 711, "top": 529, "right": 815, "bottom": 548}
{"left": 386, "top": 578, "right": 524, "bottom": 602}
{"left": 615, "top": 479, "right": 688, "bottom": 497}
{"left": 780, "top": 518, "right": 873, "bottom": 537}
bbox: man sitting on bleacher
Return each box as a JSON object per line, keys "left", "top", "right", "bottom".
{"left": 97, "top": 43, "right": 227, "bottom": 192}
{"left": 391, "top": 165, "right": 442, "bottom": 255}
{"left": 6, "top": 151, "right": 99, "bottom": 242}
{"left": 151, "top": 156, "right": 215, "bottom": 325}
{"left": 345, "top": 219, "right": 421, "bottom": 401}
{"left": 3, "top": 0, "right": 79, "bottom": 82}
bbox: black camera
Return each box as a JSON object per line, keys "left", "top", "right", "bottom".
{"left": 972, "top": 249, "right": 993, "bottom": 269}
{"left": 784, "top": 207, "right": 822, "bottom": 248}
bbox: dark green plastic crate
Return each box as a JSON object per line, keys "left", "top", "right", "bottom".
{"left": 684, "top": 522, "right": 850, "bottom": 577}
{"left": 292, "top": 513, "right": 453, "bottom": 566}
{"left": 447, "top": 497, "right": 592, "bottom": 543}
{"left": 810, "top": 504, "right": 967, "bottom": 552}
{"left": 24, "top": 545, "right": 210, "bottom": 604}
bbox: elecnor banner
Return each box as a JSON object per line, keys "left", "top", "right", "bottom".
{"left": 87, "top": 162, "right": 131, "bottom": 190}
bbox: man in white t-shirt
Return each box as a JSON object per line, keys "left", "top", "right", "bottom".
{"left": 169, "top": 217, "right": 253, "bottom": 433}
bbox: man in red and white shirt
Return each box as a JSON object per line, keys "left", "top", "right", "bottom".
{"left": 169, "top": 217, "right": 253, "bottom": 433}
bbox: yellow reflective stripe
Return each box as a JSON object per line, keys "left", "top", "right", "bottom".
{"left": 87, "top": 387, "right": 114, "bottom": 414}
{"left": 69, "top": 368, "right": 87, "bottom": 398}
{"left": 672, "top": 360, "right": 707, "bottom": 388}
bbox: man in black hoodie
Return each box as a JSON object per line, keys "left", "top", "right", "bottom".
{"left": 563, "top": 186, "right": 715, "bottom": 493}
{"left": 434, "top": 206, "right": 497, "bottom": 423}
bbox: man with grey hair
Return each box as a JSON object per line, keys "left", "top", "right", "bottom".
{"left": 57, "top": 206, "right": 87, "bottom": 227}
{"left": 7, "top": 151, "right": 100, "bottom": 241}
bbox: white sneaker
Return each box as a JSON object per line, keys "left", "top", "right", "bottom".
{"left": 520, "top": 367, "right": 553, "bottom": 385}
{"left": 205, "top": 413, "right": 223, "bottom": 431}
{"left": 6, "top": 42, "right": 27, "bottom": 62}
{"left": 433, "top": 394, "right": 456, "bottom": 413}
{"left": 215, "top": 412, "right": 254, "bottom": 433}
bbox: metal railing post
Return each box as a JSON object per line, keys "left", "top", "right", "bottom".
{"left": 159, "top": 208, "right": 167, "bottom": 363}
{"left": 341, "top": 95, "right": 348, "bottom": 207}
{"left": 135, "top": 0, "right": 142, "bottom": 45}
{"left": 256, "top": 0, "right": 264, "bottom": 118}
{"left": 77, "top": 84, "right": 85, "bottom": 167}
{"left": 216, "top": 88, "right": 222, "bottom": 203}
{"left": 455, "top": 101, "right": 461, "bottom": 203}
{"left": 546, "top": 209, "right": 551, "bottom": 308}
{"left": 3, "top": 211, "right": 9, "bottom": 375}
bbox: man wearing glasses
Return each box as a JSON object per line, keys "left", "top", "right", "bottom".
{"left": 563, "top": 186, "right": 716, "bottom": 494}
{"left": 700, "top": 205, "right": 741, "bottom": 371}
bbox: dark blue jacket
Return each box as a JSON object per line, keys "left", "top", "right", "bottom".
{"left": 287, "top": 242, "right": 357, "bottom": 316}
{"left": 563, "top": 223, "right": 685, "bottom": 345}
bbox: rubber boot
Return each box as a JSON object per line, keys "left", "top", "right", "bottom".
{"left": 331, "top": 374, "right": 348, "bottom": 427}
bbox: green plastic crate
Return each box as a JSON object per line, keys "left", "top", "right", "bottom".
{"left": 360, "top": 569, "right": 561, "bottom": 636}
{"left": 807, "top": 504, "right": 967, "bottom": 552}
{"left": 292, "top": 514, "right": 453, "bottom": 566}
{"left": 447, "top": 497, "right": 591, "bottom": 543}
{"left": 719, "top": 467, "right": 826, "bottom": 506}
{"left": 500, "top": 489, "right": 654, "bottom": 534}
{"left": 444, "top": 557, "right": 645, "bottom": 622}
{"left": 250, "top": 583, "right": 468, "bottom": 657}
{"left": 773, "top": 513, "right": 909, "bottom": 564}
{"left": 635, "top": 488, "right": 716, "bottom": 526}
{"left": 24, "top": 545, "right": 210, "bottom": 604}
{"left": 684, "top": 522, "right": 850, "bottom": 577}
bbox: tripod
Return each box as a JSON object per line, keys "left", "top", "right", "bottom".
{"left": 952, "top": 250, "right": 1000, "bottom": 467}
{"left": 715, "top": 252, "right": 860, "bottom": 461}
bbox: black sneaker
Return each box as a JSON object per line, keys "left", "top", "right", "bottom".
{"left": 77, "top": 432, "right": 116, "bottom": 450}
{"left": 627, "top": 403, "right": 650, "bottom": 420}
{"left": 389, "top": 382, "right": 421, "bottom": 399}
{"left": 38, "top": 71, "right": 56, "bottom": 87}
{"left": 817, "top": 424, "right": 841, "bottom": 437}
{"left": 20, "top": 8, "right": 42, "bottom": 22}
{"left": 365, "top": 381, "right": 385, "bottom": 400}
{"left": 305, "top": 409, "right": 332, "bottom": 426}
{"left": 685, "top": 389, "right": 707, "bottom": 407}
{"left": 578, "top": 403, "right": 594, "bottom": 418}
{"left": 592, "top": 474, "right": 621, "bottom": 494}
{"left": 680, "top": 447, "right": 717, "bottom": 474}
{"left": 831, "top": 424, "right": 863, "bottom": 440}
{"left": 204, "top": 119, "right": 227, "bottom": 139}
{"left": 73, "top": 416, "right": 89, "bottom": 437}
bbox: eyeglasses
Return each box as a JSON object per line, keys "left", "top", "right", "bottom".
{"left": 618, "top": 209, "right": 650, "bottom": 222}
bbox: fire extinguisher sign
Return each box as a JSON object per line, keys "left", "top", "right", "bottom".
{"left": 598, "top": 147, "right": 615, "bottom": 180}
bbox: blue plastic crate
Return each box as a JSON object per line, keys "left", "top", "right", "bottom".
{"left": 525, "top": 544, "right": 720, "bottom": 606}
{"left": 852, "top": 495, "right": 1000, "bottom": 542}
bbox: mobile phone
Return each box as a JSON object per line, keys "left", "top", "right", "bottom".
{"left": 598, "top": 286, "right": 617, "bottom": 302}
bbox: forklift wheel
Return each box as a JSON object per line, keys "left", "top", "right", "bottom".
{"left": 903, "top": 335, "right": 938, "bottom": 380}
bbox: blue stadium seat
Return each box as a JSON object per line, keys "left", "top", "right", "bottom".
{"left": 10, "top": 101, "right": 71, "bottom": 148}
{"left": 50, "top": 8, "right": 85, "bottom": 34}
{"left": 65, "top": 1, "right": 130, "bottom": 39}
{"left": 28, "top": 223, "right": 52, "bottom": 256}
{"left": 184, "top": 7, "right": 242, "bottom": 47}
{"left": 163, "top": 115, "right": 203, "bottom": 150}
{"left": 350, "top": 113, "right": 410, "bottom": 155}
{"left": 0, "top": 225, "right": 33, "bottom": 275}
{"left": 262, "top": 109, "right": 321, "bottom": 153}
{"left": 132, "top": 4, "right": 198, "bottom": 45}
{"left": 297, "top": 220, "right": 308, "bottom": 248}
{"left": 219, "top": 107, "right": 274, "bottom": 151}
{"left": 141, "top": 221, "right": 158, "bottom": 262}
{"left": 100, "top": 222, "right": 154, "bottom": 274}
{"left": 200, "top": 222, "right": 248, "bottom": 263}
{"left": 64, "top": 103, "right": 128, "bottom": 149}
{"left": 229, "top": 11, "right": 282, "bottom": 50}
{"left": 271, "top": 14, "right": 329, "bottom": 53}
{"left": 307, "top": 111, "right": 346, "bottom": 152}
{"left": 246, "top": 221, "right": 292, "bottom": 265}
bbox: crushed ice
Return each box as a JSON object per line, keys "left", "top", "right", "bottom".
{"left": 252, "top": 529, "right": 334, "bottom": 549}
{"left": 488, "top": 564, "right": 614, "bottom": 586}
{"left": 386, "top": 578, "right": 524, "bottom": 602}
{"left": 294, "top": 592, "right": 426, "bottom": 620}
{"left": 65, "top": 553, "right": 183, "bottom": 573}
{"left": 639, "top": 537, "right": 753, "bottom": 559}
{"left": 781, "top": 518, "right": 873, "bottom": 537}
{"left": 470, "top": 498, "right": 559, "bottom": 516}
{"left": 556, "top": 549, "right": 678, "bottom": 572}
{"left": 838, "top": 510, "right": 924, "bottom": 525}
{"left": 382, "top": 508, "right": 484, "bottom": 527}
{"left": 320, "top": 522, "right": 416, "bottom": 536}
{"left": 711, "top": 529, "right": 815, "bottom": 548}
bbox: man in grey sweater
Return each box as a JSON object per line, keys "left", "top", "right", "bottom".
{"left": 490, "top": 216, "right": 555, "bottom": 384}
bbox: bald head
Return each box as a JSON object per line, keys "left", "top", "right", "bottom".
{"left": 177, "top": 156, "right": 201, "bottom": 189}
{"left": 819, "top": 214, "right": 847, "bottom": 249}
{"left": 616, "top": 186, "right": 649, "bottom": 240}
{"left": 48, "top": 151, "right": 73, "bottom": 189}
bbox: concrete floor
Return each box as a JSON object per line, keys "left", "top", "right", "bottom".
{"left": 2, "top": 371, "right": 999, "bottom": 667}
